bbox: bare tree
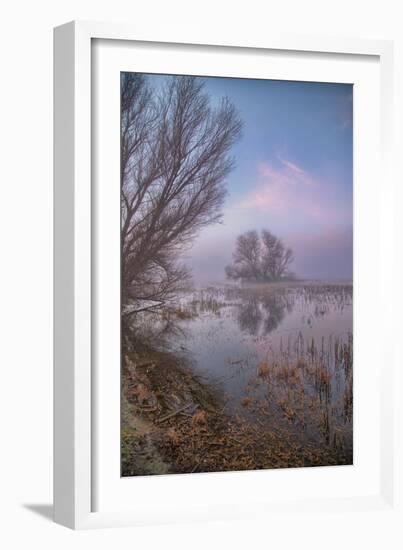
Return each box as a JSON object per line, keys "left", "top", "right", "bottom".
{"left": 121, "top": 73, "right": 242, "bottom": 316}
{"left": 225, "top": 230, "right": 261, "bottom": 281}
{"left": 261, "top": 230, "right": 294, "bottom": 280}
{"left": 225, "top": 229, "right": 294, "bottom": 282}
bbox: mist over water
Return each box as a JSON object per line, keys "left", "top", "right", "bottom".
{"left": 184, "top": 221, "right": 352, "bottom": 285}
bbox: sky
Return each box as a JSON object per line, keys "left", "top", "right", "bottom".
{"left": 148, "top": 74, "right": 353, "bottom": 283}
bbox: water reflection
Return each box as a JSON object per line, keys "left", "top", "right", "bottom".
{"left": 237, "top": 294, "right": 289, "bottom": 336}
{"left": 179, "top": 283, "right": 353, "bottom": 462}
{"left": 127, "top": 282, "right": 353, "bottom": 463}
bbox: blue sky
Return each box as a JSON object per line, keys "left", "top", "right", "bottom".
{"left": 147, "top": 74, "right": 353, "bottom": 282}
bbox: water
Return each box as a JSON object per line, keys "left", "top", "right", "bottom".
{"left": 173, "top": 282, "right": 353, "bottom": 461}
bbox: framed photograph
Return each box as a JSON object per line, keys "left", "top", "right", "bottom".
{"left": 54, "top": 21, "right": 396, "bottom": 529}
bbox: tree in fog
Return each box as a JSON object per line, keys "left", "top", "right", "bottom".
{"left": 121, "top": 73, "right": 242, "bottom": 317}
{"left": 225, "top": 229, "right": 294, "bottom": 282}
{"left": 261, "top": 230, "right": 294, "bottom": 280}
{"left": 225, "top": 231, "right": 261, "bottom": 281}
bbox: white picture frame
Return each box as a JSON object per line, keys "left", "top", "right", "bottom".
{"left": 54, "top": 20, "right": 397, "bottom": 530}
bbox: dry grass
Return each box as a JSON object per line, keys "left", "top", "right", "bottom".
{"left": 241, "top": 397, "right": 253, "bottom": 408}
{"left": 192, "top": 410, "right": 207, "bottom": 427}
{"left": 121, "top": 284, "right": 353, "bottom": 475}
{"left": 257, "top": 362, "right": 270, "bottom": 379}
{"left": 165, "top": 427, "right": 181, "bottom": 447}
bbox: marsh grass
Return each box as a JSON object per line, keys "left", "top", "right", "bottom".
{"left": 238, "top": 329, "right": 353, "bottom": 461}
{"left": 122, "top": 282, "right": 353, "bottom": 474}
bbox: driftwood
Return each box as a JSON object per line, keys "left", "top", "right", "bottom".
{"left": 156, "top": 403, "right": 198, "bottom": 424}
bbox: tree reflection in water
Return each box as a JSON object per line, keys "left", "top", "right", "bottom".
{"left": 237, "top": 294, "right": 291, "bottom": 336}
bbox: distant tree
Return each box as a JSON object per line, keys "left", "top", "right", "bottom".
{"left": 225, "top": 230, "right": 294, "bottom": 282}
{"left": 261, "top": 230, "right": 294, "bottom": 280}
{"left": 121, "top": 73, "right": 242, "bottom": 317}
{"left": 225, "top": 230, "right": 261, "bottom": 281}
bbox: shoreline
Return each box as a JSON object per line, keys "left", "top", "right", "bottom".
{"left": 121, "top": 346, "right": 352, "bottom": 476}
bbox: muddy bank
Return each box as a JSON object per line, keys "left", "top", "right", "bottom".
{"left": 122, "top": 350, "right": 221, "bottom": 476}
{"left": 122, "top": 350, "right": 350, "bottom": 476}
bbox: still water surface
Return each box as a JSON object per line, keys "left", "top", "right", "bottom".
{"left": 174, "top": 283, "right": 353, "bottom": 460}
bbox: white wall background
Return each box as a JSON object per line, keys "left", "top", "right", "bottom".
{"left": 0, "top": 0, "right": 402, "bottom": 548}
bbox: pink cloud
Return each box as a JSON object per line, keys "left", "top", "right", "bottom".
{"left": 238, "top": 157, "right": 345, "bottom": 225}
